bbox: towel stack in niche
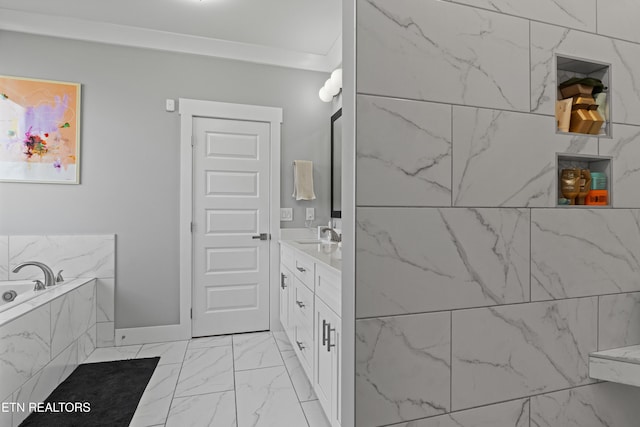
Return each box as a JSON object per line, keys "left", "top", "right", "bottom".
{"left": 558, "top": 78, "right": 605, "bottom": 135}
{"left": 569, "top": 95, "right": 604, "bottom": 134}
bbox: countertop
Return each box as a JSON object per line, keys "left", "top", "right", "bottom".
{"left": 590, "top": 345, "right": 640, "bottom": 388}
{"left": 279, "top": 240, "right": 342, "bottom": 273}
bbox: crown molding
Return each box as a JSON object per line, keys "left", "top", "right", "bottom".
{"left": 0, "top": 8, "right": 338, "bottom": 73}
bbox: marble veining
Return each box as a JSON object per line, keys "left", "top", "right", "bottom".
{"left": 356, "top": 312, "right": 450, "bottom": 426}
{"left": 445, "top": 0, "right": 596, "bottom": 32}
{"left": 357, "top": 0, "right": 529, "bottom": 111}
{"left": 597, "top": 1, "right": 640, "bottom": 45}
{"left": 166, "top": 391, "right": 236, "bottom": 427}
{"left": 598, "top": 292, "right": 640, "bottom": 351}
{"left": 600, "top": 124, "right": 640, "bottom": 207}
{"left": 356, "top": 95, "right": 452, "bottom": 206}
{"left": 233, "top": 332, "right": 283, "bottom": 371}
{"left": 235, "top": 365, "right": 308, "bottom": 427}
{"left": 392, "top": 399, "right": 529, "bottom": 427}
{"left": 129, "top": 363, "right": 181, "bottom": 427}
{"left": 530, "top": 383, "right": 640, "bottom": 426}
{"left": 591, "top": 345, "right": 640, "bottom": 365}
{"left": 531, "top": 21, "right": 640, "bottom": 126}
{"left": 9, "top": 235, "right": 115, "bottom": 280}
{"left": 531, "top": 209, "right": 640, "bottom": 300}
{"left": 0, "top": 305, "right": 51, "bottom": 399}
{"left": 281, "top": 350, "right": 317, "bottom": 402}
{"left": 96, "top": 278, "right": 115, "bottom": 322}
{"left": 452, "top": 106, "right": 597, "bottom": 207}
{"left": 175, "top": 346, "right": 234, "bottom": 397}
{"left": 452, "top": 298, "right": 597, "bottom": 410}
{"left": 51, "top": 283, "right": 96, "bottom": 358}
{"left": 357, "top": 207, "right": 530, "bottom": 317}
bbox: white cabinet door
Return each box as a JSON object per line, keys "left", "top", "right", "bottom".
{"left": 315, "top": 297, "right": 341, "bottom": 426}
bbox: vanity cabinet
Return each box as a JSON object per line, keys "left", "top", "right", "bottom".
{"left": 315, "top": 296, "right": 342, "bottom": 427}
{"left": 279, "top": 241, "right": 342, "bottom": 427}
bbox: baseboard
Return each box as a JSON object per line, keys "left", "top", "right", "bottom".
{"left": 115, "top": 323, "right": 190, "bottom": 346}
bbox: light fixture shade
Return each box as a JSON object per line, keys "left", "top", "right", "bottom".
{"left": 331, "top": 68, "right": 343, "bottom": 89}
{"left": 323, "top": 78, "right": 339, "bottom": 97}
{"left": 319, "top": 86, "right": 332, "bottom": 102}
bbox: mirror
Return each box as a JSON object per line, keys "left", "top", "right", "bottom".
{"left": 331, "top": 109, "right": 342, "bottom": 218}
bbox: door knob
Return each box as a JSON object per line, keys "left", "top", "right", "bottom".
{"left": 252, "top": 233, "right": 270, "bottom": 240}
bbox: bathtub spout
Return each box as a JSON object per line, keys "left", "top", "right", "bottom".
{"left": 12, "top": 262, "right": 56, "bottom": 287}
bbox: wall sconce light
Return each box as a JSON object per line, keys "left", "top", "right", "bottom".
{"left": 319, "top": 68, "right": 342, "bottom": 102}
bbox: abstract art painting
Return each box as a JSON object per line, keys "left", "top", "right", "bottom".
{"left": 0, "top": 75, "right": 81, "bottom": 183}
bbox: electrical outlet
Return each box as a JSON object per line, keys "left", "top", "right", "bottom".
{"left": 306, "top": 208, "right": 315, "bottom": 221}
{"left": 280, "top": 208, "right": 293, "bottom": 221}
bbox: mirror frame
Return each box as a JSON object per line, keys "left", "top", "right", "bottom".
{"left": 331, "top": 108, "right": 342, "bottom": 219}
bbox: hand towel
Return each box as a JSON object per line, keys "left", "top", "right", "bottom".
{"left": 292, "top": 160, "right": 316, "bottom": 200}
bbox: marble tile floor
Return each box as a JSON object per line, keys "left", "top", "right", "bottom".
{"left": 81, "top": 330, "right": 330, "bottom": 427}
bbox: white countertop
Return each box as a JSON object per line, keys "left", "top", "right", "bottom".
{"left": 280, "top": 240, "right": 342, "bottom": 273}
{"left": 590, "top": 345, "right": 640, "bottom": 388}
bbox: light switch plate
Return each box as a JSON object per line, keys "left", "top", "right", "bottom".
{"left": 306, "top": 208, "right": 315, "bottom": 221}
{"left": 280, "top": 208, "right": 293, "bottom": 221}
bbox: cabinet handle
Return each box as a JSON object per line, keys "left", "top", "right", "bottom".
{"left": 296, "top": 340, "right": 306, "bottom": 351}
{"left": 322, "top": 319, "right": 329, "bottom": 346}
{"left": 281, "top": 273, "right": 287, "bottom": 289}
{"left": 296, "top": 300, "right": 305, "bottom": 308}
{"left": 326, "top": 322, "right": 336, "bottom": 352}
{"left": 296, "top": 266, "right": 306, "bottom": 273}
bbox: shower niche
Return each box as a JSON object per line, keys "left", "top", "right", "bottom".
{"left": 556, "top": 153, "right": 612, "bottom": 207}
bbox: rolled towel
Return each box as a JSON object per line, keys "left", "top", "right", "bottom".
{"left": 292, "top": 160, "right": 316, "bottom": 200}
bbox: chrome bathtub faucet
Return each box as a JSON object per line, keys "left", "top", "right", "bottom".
{"left": 12, "top": 262, "right": 57, "bottom": 287}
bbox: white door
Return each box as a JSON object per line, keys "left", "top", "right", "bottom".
{"left": 192, "top": 116, "right": 271, "bottom": 337}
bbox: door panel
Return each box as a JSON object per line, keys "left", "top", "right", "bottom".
{"left": 192, "top": 117, "right": 271, "bottom": 337}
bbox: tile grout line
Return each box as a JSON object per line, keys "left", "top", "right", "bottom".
{"left": 160, "top": 342, "right": 189, "bottom": 426}
{"left": 231, "top": 334, "right": 240, "bottom": 427}
{"left": 275, "top": 333, "right": 313, "bottom": 426}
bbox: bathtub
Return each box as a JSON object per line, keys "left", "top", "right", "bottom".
{"left": 0, "top": 280, "right": 44, "bottom": 314}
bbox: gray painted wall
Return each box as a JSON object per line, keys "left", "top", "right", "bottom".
{"left": 0, "top": 30, "right": 332, "bottom": 329}
{"left": 355, "top": 0, "right": 640, "bottom": 426}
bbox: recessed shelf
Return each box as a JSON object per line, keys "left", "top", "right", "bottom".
{"left": 556, "top": 153, "right": 612, "bottom": 208}
{"left": 556, "top": 55, "right": 611, "bottom": 138}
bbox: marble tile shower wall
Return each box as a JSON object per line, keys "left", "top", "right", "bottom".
{"left": 0, "top": 235, "right": 115, "bottom": 347}
{"left": 355, "top": 1, "right": 640, "bottom": 426}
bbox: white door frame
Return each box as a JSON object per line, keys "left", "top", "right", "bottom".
{"left": 116, "top": 99, "right": 281, "bottom": 345}
{"left": 178, "top": 98, "right": 283, "bottom": 340}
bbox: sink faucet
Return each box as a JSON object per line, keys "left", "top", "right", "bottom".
{"left": 319, "top": 227, "right": 341, "bottom": 243}
{"left": 12, "top": 262, "right": 56, "bottom": 287}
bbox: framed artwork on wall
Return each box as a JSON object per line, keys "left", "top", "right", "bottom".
{"left": 0, "top": 75, "right": 81, "bottom": 184}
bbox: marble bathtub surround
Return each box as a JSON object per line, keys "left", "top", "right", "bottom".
{"left": 8, "top": 235, "right": 115, "bottom": 279}
{"left": 357, "top": 207, "right": 530, "bottom": 318}
{"left": 357, "top": 0, "right": 530, "bottom": 111}
{"left": 598, "top": 292, "right": 640, "bottom": 351}
{"left": 531, "top": 209, "right": 640, "bottom": 300}
{"left": 356, "top": 95, "right": 452, "bottom": 206}
{"left": 1, "top": 234, "right": 115, "bottom": 348}
{"left": 356, "top": 312, "right": 450, "bottom": 426}
{"left": 531, "top": 21, "right": 640, "bottom": 126}
{"left": 0, "top": 279, "right": 96, "bottom": 425}
{"left": 452, "top": 107, "right": 598, "bottom": 207}
{"left": 451, "top": 297, "right": 597, "bottom": 410}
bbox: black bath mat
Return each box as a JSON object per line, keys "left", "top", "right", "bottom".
{"left": 20, "top": 357, "right": 159, "bottom": 427}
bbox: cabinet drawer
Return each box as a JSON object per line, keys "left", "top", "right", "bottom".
{"left": 292, "top": 278, "right": 314, "bottom": 333}
{"left": 281, "top": 244, "right": 295, "bottom": 273}
{"left": 316, "top": 263, "right": 341, "bottom": 315}
{"left": 294, "top": 326, "right": 314, "bottom": 377}
{"left": 294, "top": 253, "right": 315, "bottom": 291}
